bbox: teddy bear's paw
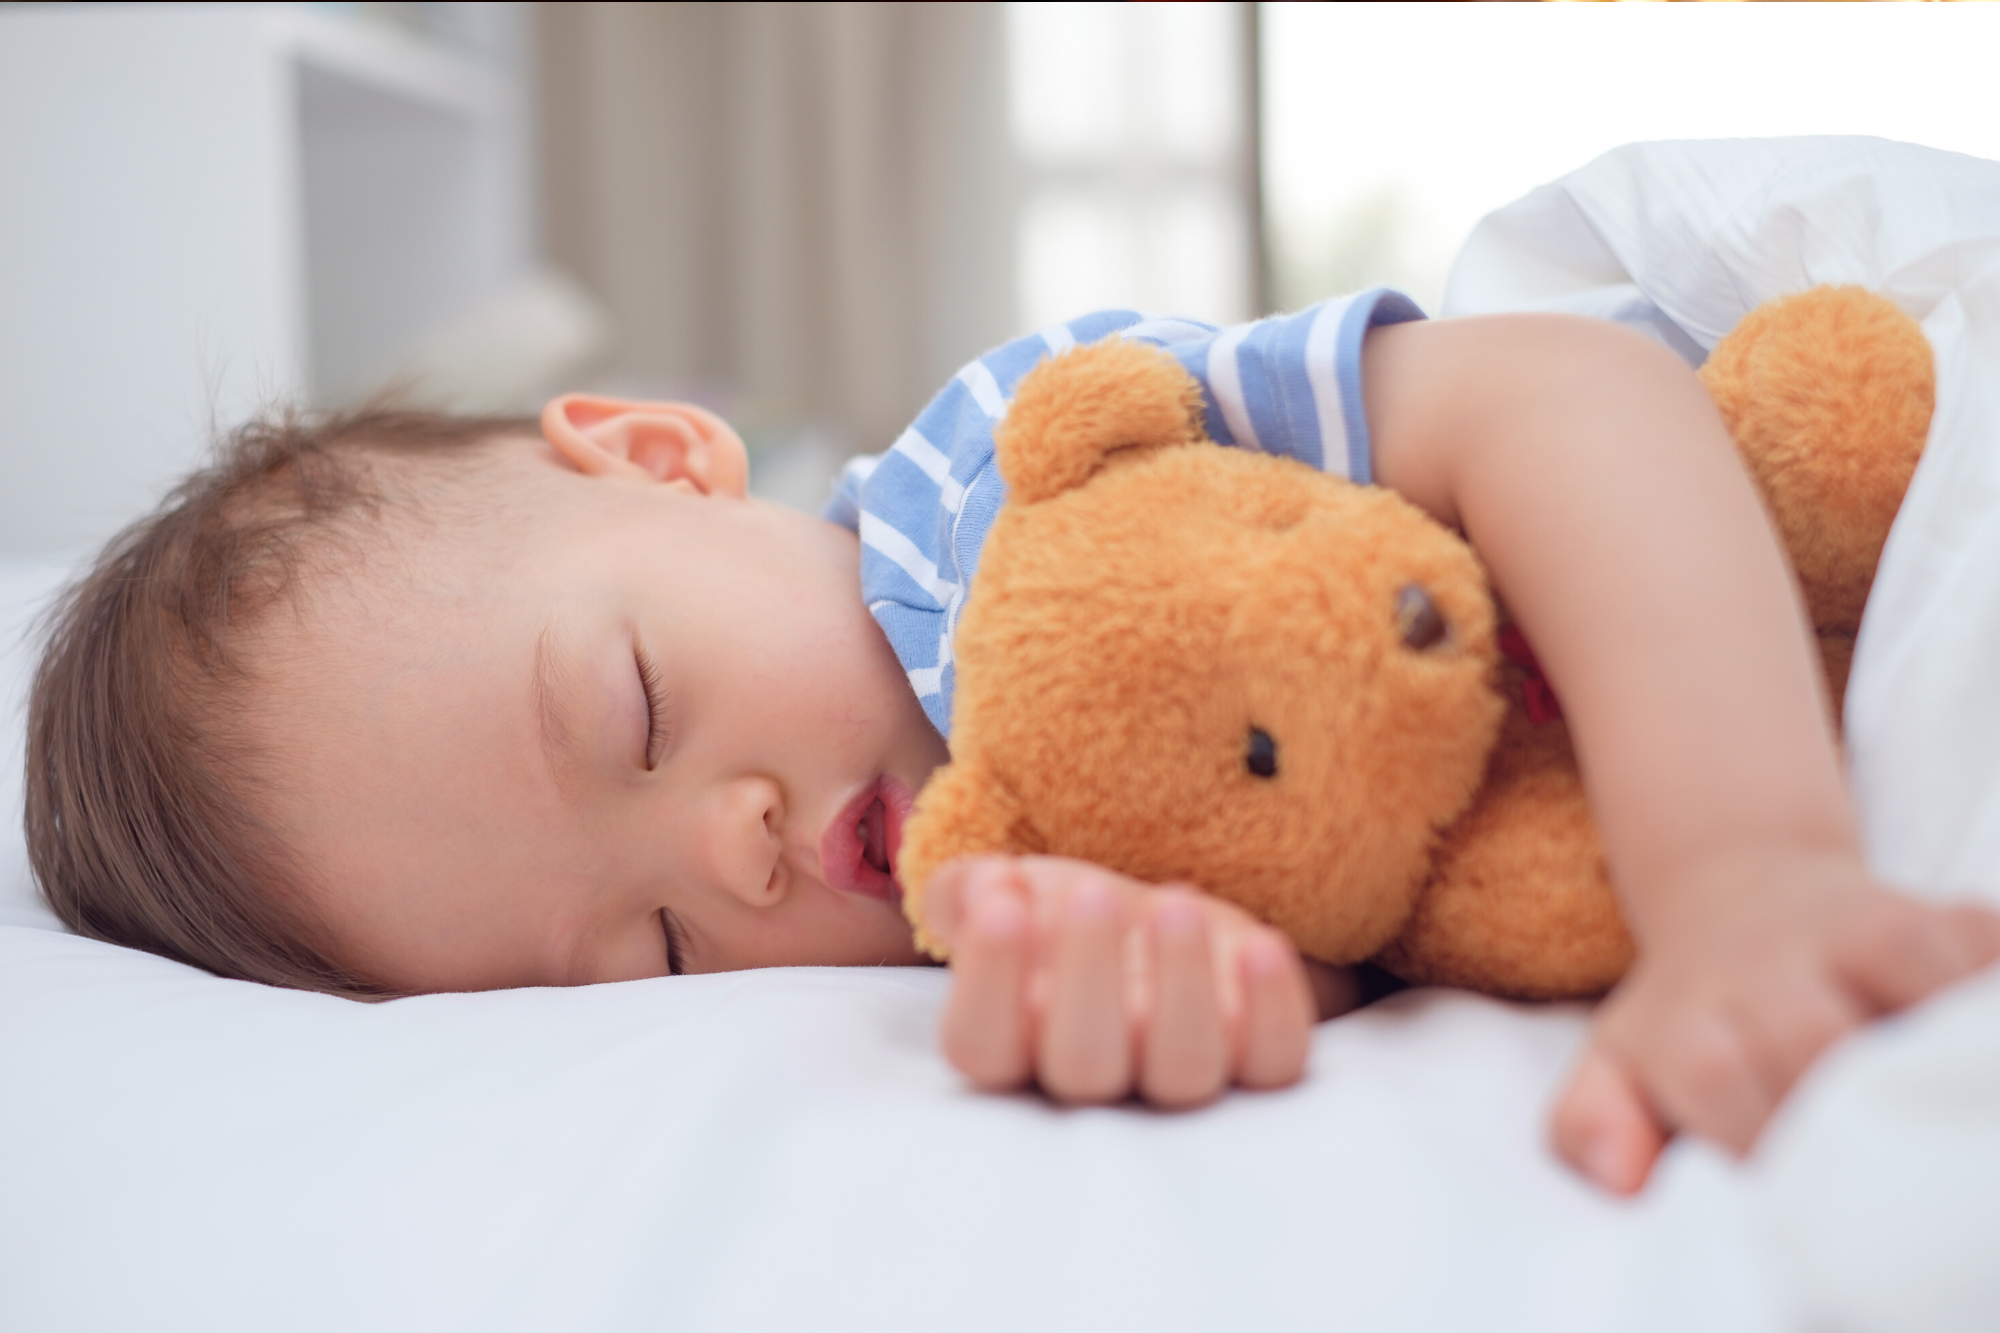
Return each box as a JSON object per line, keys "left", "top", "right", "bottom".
{"left": 1378, "top": 718, "right": 1633, "bottom": 1000}
{"left": 997, "top": 339, "right": 1211, "bottom": 504}
{"left": 896, "top": 759, "right": 1046, "bottom": 958}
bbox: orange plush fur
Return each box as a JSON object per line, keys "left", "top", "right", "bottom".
{"left": 898, "top": 287, "right": 1933, "bottom": 999}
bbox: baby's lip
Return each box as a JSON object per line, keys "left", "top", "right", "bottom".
{"left": 820, "top": 776, "right": 915, "bottom": 902}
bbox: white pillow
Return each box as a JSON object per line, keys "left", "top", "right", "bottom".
{"left": 0, "top": 557, "right": 72, "bottom": 931}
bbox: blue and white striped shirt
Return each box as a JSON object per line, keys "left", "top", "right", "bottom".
{"left": 825, "top": 288, "right": 1425, "bottom": 738}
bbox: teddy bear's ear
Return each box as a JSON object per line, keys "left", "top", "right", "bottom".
{"left": 997, "top": 337, "right": 1210, "bottom": 504}
{"left": 896, "top": 759, "right": 1045, "bottom": 959}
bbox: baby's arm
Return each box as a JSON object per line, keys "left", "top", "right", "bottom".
{"left": 1364, "top": 313, "right": 2000, "bottom": 1191}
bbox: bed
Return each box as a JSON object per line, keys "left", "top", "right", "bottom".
{"left": 5, "top": 138, "right": 1999, "bottom": 1333}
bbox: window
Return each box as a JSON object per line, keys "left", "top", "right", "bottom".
{"left": 1261, "top": 4, "right": 2000, "bottom": 316}
{"left": 1007, "top": 2, "right": 1256, "bottom": 332}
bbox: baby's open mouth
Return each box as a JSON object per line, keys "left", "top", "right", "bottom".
{"left": 821, "top": 777, "right": 914, "bottom": 902}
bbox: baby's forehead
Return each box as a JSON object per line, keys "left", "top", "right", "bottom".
{"left": 253, "top": 423, "right": 711, "bottom": 716}
{"left": 316, "top": 434, "right": 564, "bottom": 572}
{"left": 239, "top": 447, "right": 526, "bottom": 654}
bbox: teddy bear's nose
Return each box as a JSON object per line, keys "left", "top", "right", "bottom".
{"left": 1395, "top": 584, "right": 1449, "bottom": 651}
{"left": 1245, "top": 727, "right": 1279, "bottom": 779}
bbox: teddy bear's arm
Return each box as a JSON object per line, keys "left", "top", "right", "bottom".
{"left": 897, "top": 758, "right": 1046, "bottom": 958}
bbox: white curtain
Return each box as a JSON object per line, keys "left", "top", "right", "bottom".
{"left": 538, "top": 1, "right": 1016, "bottom": 455}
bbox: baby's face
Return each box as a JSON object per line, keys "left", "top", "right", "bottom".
{"left": 257, "top": 413, "right": 947, "bottom": 993}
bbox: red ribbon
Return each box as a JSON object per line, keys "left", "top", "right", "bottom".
{"left": 1497, "top": 624, "right": 1564, "bottom": 725}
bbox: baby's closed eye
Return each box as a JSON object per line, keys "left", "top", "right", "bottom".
{"left": 635, "top": 642, "right": 671, "bottom": 769}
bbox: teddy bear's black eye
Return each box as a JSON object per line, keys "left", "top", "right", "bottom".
{"left": 1395, "top": 583, "right": 1448, "bottom": 651}
{"left": 1246, "top": 727, "right": 1279, "bottom": 779}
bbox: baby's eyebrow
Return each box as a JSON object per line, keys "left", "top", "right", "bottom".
{"left": 532, "top": 619, "right": 585, "bottom": 786}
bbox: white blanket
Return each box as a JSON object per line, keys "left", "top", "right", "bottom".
{"left": 4, "top": 138, "right": 1999, "bottom": 1333}
{"left": 1446, "top": 136, "right": 2000, "bottom": 1333}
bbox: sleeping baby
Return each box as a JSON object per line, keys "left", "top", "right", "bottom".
{"left": 26, "top": 293, "right": 2000, "bottom": 1196}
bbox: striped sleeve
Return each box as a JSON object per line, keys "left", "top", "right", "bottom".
{"left": 827, "top": 289, "right": 1424, "bottom": 737}
{"left": 1155, "top": 287, "right": 1425, "bottom": 484}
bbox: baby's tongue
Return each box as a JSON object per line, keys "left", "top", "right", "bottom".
{"left": 861, "top": 797, "right": 891, "bottom": 873}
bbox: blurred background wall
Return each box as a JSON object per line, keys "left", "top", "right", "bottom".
{"left": 3, "top": 1, "right": 1998, "bottom": 560}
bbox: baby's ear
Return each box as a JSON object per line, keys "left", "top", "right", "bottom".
{"left": 541, "top": 394, "right": 750, "bottom": 497}
{"left": 997, "top": 339, "right": 1210, "bottom": 504}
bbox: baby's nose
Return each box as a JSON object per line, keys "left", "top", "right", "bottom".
{"left": 704, "top": 775, "right": 787, "bottom": 907}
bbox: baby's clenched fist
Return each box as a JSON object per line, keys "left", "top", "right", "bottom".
{"left": 920, "top": 856, "right": 1353, "bottom": 1108}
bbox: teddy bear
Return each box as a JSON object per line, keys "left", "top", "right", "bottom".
{"left": 895, "top": 286, "right": 1935, "bottom": 1000}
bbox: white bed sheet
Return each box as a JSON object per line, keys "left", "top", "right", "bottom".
{"left": 6, "top": 136, "right": 2000, "bottom": 1333}
{"left": 0, "top": 501, "right": 1764, "bottom": 1332}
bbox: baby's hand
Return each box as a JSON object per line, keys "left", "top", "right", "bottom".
{"left": 1552, "top": 847, "right": 2000, "bottom": 1194}
{"left": 919, "top": 856, "right": 1351, "bottom": 1108}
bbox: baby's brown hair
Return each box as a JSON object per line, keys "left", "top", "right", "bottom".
{"left": 24, "top": 408, "right": 535, "bottom": 997}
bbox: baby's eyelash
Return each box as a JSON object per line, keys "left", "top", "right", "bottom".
{"left": 659, "top": 909, "right": 687, "bottom": 976}
{"left": 636, "top": 644, "right": 667, "bottom": 769}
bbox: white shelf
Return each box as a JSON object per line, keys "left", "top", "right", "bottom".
{"left": 0, "top": 3, "right": 537, "bottom": 557}
{"left": 266, "top": 5, "right": 507, "bottom": 122}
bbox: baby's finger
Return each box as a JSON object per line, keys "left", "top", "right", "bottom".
{"left": 1550, "top": 1044, "right": 1668, "bottom": 1195}
{"left": 1738, "top": 978, "right": 1866, "bottom": 1113}
{"left": 1948, "top": 902, "right": 2000, "bottom": 968}
{"left": 1037, "top": 877, "right": 1135, "bottom": 1103}
{"left": 1647, "top": 1014, "right": 1771, "bottom": 1155}
{"left": 916, "top": 855, "right": 1011, "bottom": 954}
{"left": 938, "top": 872, "right": 1034, "bottom": 1090}
{"left": 1233, "top": 930, "right": 1313, "bottom": 1091}
{"left": 1138, "top": 892, "right": 1229, "bottom": 1109}
{"left": 1834, "top": 898, "right": 2000, "bottom": 1015}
